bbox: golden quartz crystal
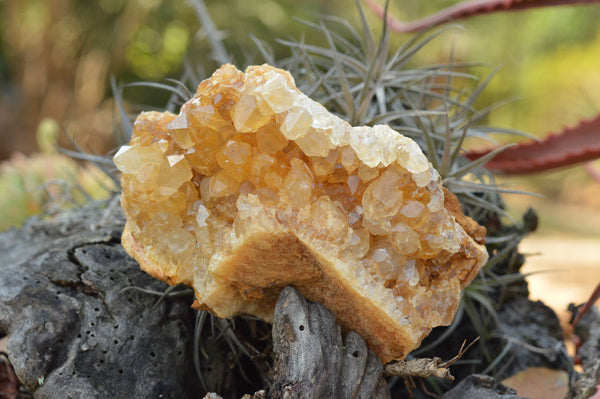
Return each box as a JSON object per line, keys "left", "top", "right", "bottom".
{"left": 114, "top": 64, "right": 488, "bottom": 362}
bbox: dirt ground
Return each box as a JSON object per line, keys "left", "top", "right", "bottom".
{"left": 509, "top": 190, "right": 600, "bottom": 327}
{"left": 521, "top": 236, "right": 600, "bottom": 324}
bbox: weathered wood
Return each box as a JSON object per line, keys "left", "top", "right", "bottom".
{"left": 493, "top": 297, "right": 572, "bottom": 381}
{"left": 0, "top": 198, "right": 200, "bottom": 398}
{"left": 571, "top": 304, "right": 600, "bottom": 399}
{"left": 271, "top": 287, "right": 390, "bottom": 399}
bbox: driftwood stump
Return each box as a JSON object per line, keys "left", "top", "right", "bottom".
{"left": 0, "top": 198, "right": 200, "bottom": 398}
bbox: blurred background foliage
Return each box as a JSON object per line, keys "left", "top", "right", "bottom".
{"left": 0, "top": 0, "right": 599, "bottom": 231}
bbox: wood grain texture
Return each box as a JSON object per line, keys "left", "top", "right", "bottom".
{"left": 271, "top": 287, "right": 390, "bottom": 399}
{"left": 0, "top": 198, "right": 200, "bottom": 398}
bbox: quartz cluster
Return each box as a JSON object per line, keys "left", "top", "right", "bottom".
{"left": 114, "top": 64, "right": 488, "bottom": 362}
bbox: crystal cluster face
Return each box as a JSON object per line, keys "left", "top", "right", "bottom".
{"left": 115, "top": 64, "right": 488, "bottom": 362}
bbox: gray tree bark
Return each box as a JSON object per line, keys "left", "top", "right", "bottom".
{"left": 0, "top": 198, "right": 200, "bottom": 398}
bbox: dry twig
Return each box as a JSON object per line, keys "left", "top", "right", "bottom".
{"left": 384, "top": 337, "right": 480, "bottom": 380}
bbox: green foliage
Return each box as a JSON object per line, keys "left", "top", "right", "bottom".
{"left": 0, "top": 119, "right": 116, "bottom": 231}
{"left": 0, "top": 153, "right": 114, "bottom": 231}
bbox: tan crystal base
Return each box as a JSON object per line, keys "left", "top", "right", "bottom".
{"left": 115, "top": 64, "right": 488, "bottom": 362}
{"left": 122, "top": 222, "right": 419, "bottom": 360}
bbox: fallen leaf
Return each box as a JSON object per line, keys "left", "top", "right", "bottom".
{"left": 501, "top": 367, "right": 569, "bottom": 399}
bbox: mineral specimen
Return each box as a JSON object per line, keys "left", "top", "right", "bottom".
{"left": 114, "top": 64, "right": 488, "bottom": 362}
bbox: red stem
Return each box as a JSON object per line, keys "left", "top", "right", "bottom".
{"left": 572, "top": 281, "right": 600, "bottom": 327}
{"left": 364, "top": 0, "right": 600, "bottom": 33}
